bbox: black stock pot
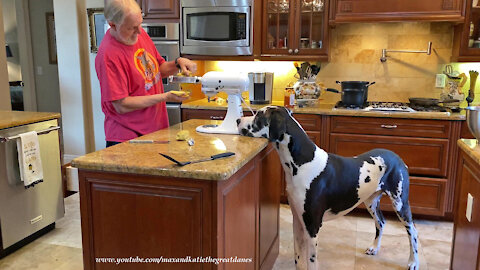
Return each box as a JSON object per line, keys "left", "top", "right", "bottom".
{"left": 326, "top": 81, "right": 375, "bottom": 107}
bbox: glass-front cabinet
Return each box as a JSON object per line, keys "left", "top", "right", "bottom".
{"left": 452, "top": 0, "right": 480, "bottom": 62}
{"left": 262, "top": 0, "right": 329, "bottom": 60}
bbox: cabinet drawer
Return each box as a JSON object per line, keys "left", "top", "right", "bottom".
{"left": 293, "top": 114, "right": 322, "bottom": 131}
{"left": 329, "top": 134, "right": 449, "bottom": 177}
{"left": 358, "top": 177, "right": 446, "bottom": 216}
{"left": 330, "top": 116, "right": 451, "bottom": 138}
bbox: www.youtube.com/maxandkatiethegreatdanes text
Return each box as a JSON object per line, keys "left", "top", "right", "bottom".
{"left": 95, "top": 256, "right": 253, "bottom": 265}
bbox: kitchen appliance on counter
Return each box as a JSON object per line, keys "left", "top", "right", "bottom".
{"left": 466, "top": 106, "right": 480, "bottom": 142}
{"left": 180, "top": 0, "right": 253, "bottom": 55}
{"left": 248, "top": 72, "right": 273, "bottom": 104}
{"left": 169, "top": 71, "right": 250, "bottom": 134}
{"left": 142, "top": 22, "right": 182, "bottom": 126}
{"left": 0, "top": 119, "right": 64, "bottom": 258}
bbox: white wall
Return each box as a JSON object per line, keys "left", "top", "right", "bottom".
{"left": 28, "top": 0, "right": 60, "bottom": 113}
{"left": 0, "top": 1, "right": 12, "bottom": 110}
{"left": 87, "top": 0, "right": 105, "bottom": 151}
{"left": 2, "top": 0, "right": 21, "bottom": 82}
{"left": 53, "top": 0, "right": 94, "bottom": 163}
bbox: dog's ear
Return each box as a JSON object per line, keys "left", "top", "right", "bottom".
{"left": 267, "top": 108, "right": 286, "bottom": 142}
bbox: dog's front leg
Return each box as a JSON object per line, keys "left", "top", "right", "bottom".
{"left": 304, "top": 230, "right": 319, "bottom": 270}
{"left": 292, "top": 206, "right": 307, "bottom": 270}
{"left": 292, "top": 205, "right": 319, "bottom": 270}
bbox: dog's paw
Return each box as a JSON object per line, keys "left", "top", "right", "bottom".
{"left": 365, "top": 247, "right": 378, "bottom": 255}
{"left": 407, "top": 261, "right": 419, "bottom": 270}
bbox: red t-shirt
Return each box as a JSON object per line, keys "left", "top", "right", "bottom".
{"left": 95, "top": 28, "right": 168, "bottom": 142}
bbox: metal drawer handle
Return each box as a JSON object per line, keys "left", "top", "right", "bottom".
{"left": 0, "top": 126, "right": 60, "bottom": 143}
{"left": 210, "top": 116, "right": 224, "bottom": 120}
{"left": 380, "top": 124, "right": 397, "bottom": 129}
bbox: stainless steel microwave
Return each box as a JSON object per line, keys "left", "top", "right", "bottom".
{"left": 180, "top": 0, "right": 253, "bottom": 56}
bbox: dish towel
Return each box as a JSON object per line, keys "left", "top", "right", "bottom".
{"left": 16, "top": 131, "right": 44, "bottom": 188}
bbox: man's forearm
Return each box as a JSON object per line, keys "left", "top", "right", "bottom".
{"left": 112, "top": 94, "right": 166, "bottom": 114}
{"left": 160, "top": 60, "right": 179, "bottom": 77}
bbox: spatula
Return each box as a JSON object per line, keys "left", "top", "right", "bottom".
{"left": 159, "top": 152, "right": 235, "bottom": 166}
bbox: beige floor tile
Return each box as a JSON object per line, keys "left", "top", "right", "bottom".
{"left": 275, "top": 204, "right": 451, "bottom": 270}
{"left": 2, "top": 194, "right": 453, "bottom": 270}
{"left": 420, "top": 239, "right": 451, "bottom": 270}
{"left": 357, "top": 215, "right": 410, "bottom": 236}
{"left": 0, "top": 240, "right": 83, "bottom": 270}
{"left": 414, "top": 219, "right": 453, "bottom": 242}
{"left": 356, "top": 231, "right": 428, "bottom": 270}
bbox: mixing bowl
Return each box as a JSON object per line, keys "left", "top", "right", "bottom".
{"left": 466, "top": 106, "right": 480, "bottom": 143}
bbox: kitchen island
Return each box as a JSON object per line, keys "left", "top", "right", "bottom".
{"left": 72, "top": 119, "right": 281, "bottom": 270}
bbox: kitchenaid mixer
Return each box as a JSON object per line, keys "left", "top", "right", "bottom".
{"left": 168, "top": 71, "right": 250, "bottom": 134}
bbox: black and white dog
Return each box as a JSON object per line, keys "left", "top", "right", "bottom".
{"left": 237, "top": 106, "right": 419, "bottom": 270}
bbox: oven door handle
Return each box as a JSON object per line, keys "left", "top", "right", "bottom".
{"left": 153, "top": 41, "right": 179, "bottom": 46}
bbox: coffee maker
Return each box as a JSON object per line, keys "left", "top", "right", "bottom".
{"left": 248, "top": 72, "right": 274, "bottom": 104}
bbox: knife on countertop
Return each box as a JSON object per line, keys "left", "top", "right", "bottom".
{"left": 129, "top": 140, "right": 170, "bottom": 144}
{"left": 159, "top": 152, "right": 235, "bottom": 166}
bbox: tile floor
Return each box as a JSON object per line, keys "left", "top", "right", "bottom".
{"left": 0, "top": 194, "right": 453, "bottom": 269}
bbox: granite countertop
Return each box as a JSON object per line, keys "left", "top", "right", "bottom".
{"left": 71, "top": 119, "right": 269, "bottom": 181}
{"left": 0, "top": 111, "right": 61, "bottom": 129}
{"left": 458, "top": 139, "right": 480, "bottom": 165}
{"left": 182, "top": 99, "right": 466, "bottom": 120}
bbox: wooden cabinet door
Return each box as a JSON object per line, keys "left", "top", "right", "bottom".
{"left": 258, "top": 145, "right": 281, "bottom": 269}
{"left": 261, "top": 0, "right": 329, "bottom": 61}
{"left": 330, "top": 0, "right": 464, "bottom": 23}
{"left": 451, "top": 153, "right": 480, "bottom": 270}
{"left": 452, "top": 0, "right": 480, "bottom": 62}
{"left": 79, "top": 171, "right": 211, "bottom": 270}
{"left": 142, "top": 0, "right": 180, "bottom": 20}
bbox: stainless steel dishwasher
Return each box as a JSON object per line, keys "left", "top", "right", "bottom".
{"left": 0, "top": 119, "right": 64, "bottom": 257}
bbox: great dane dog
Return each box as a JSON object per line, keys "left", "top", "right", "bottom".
{"left": 236, "top": 106, "right": 419, "bottom": 270}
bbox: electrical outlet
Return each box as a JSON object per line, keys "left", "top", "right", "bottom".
{"left": 435, "top": 74, "right": 446, "bottom": 88}
{"left": 466, "top": 193, "right": 474, "bottom": 222}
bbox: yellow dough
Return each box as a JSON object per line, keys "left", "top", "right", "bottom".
{"left": 170, "top": 90, "right": 189, "bottom": 97}
{"left": 176, "top": 130, "right": 190, "bottom": 140}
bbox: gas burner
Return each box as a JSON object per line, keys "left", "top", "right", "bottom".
{"left": 365, "top": 102, "right": 415, "bottom": 112}
{"left": 334, "top": 101, "right": 369, "bottom": 109}
{"left": 408, "top": 104, "right": 449, "bottom": 112}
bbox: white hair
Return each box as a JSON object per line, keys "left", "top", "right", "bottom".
{"left": 104, "top": 0, "right": 141, "bottom": 25}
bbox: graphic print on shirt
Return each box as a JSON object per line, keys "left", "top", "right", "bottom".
{"left": 134, "top": 48, "right": 160, "bottom": 91}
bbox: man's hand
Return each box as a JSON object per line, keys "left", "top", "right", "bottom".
{"left": 165, "top": 91, "right": 189, "bottom": 103}
{"left": 176, "top": 57, "right": 197, "bottom": 76}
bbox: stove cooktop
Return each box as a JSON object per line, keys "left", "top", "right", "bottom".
{"left": 334, "top": 101, "right": 451, "bottom": 113}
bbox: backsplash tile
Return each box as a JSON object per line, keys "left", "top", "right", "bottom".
{"left": 199, "top": 22, "right": 479, "bottom": 106}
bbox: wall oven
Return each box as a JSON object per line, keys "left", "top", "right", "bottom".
{"left": 142, "top": 23, "right": 182, "bottom": 125}
{"left": 181, "top": 0, "right": 253, "bottom": 56}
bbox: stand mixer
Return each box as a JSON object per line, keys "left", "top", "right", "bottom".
{"left": 168, "top": 71, "right": 250, "bottom": 134}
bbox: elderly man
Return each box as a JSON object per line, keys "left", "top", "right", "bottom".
{"left": 96, "top": 0, "right": 197, "bottom": 147}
